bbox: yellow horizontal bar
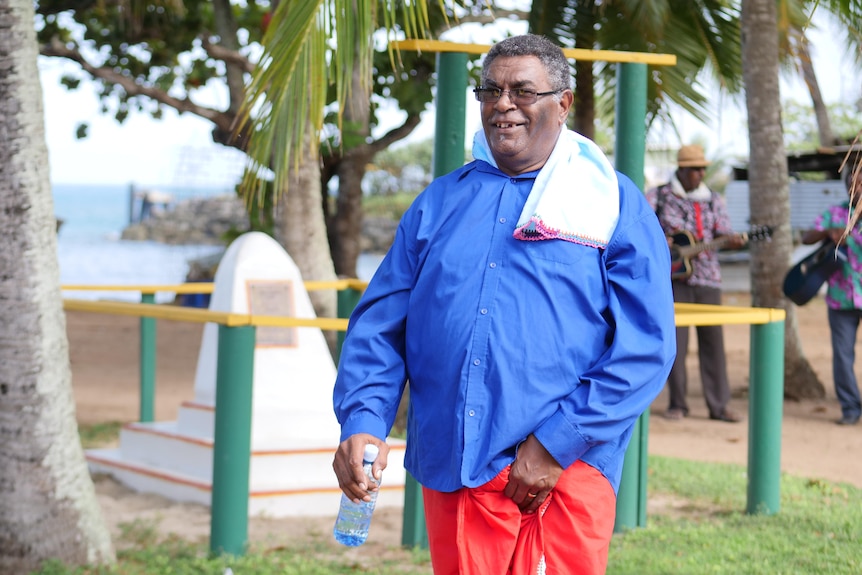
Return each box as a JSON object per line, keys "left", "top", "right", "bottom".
{"left": 61, "top": 280, "right": 370, "bottom": 295}
{"left": 674, "top": 303, "right": 785, "bottom": 326}
{"left": 63, "top": 299, "right": 350, "bottom": 331}
{"left": 62, "top": 284, "right": 216, "bottom": 294}
{"left": 391, "top": 39, "right": 677, "bottom": 66}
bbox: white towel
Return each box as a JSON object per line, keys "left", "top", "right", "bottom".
{"left": 472, "top": 128, "right": 620, "bottom": 248}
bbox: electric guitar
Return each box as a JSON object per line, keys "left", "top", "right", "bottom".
{"left": 782, "top": 240, "right": 848, "bottom": 306}
{"left": 669, "top": 226, "right": 773, "bottom": 281}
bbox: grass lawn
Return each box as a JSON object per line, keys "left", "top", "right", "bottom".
{"left": 41, "top": 430, "right": 861, "bottom": 574}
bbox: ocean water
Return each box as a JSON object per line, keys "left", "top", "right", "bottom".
{"left": 54, "top": 183, "right": 382, "bottom": 303}
{"left": 55, "top": 183, "right": 231, "bottom": 303}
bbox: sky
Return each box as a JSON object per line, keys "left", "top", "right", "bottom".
{"left": 39, "top": 10, "right": 859, "bottom": 188}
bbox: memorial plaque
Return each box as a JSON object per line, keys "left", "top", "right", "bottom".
{"left": 247, "top": 280, "right": 298, "bottom": 347}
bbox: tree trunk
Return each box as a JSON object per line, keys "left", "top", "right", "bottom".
{"left": 330, "top": 33, "right": 371, "bottom": 278}
{"left": 0, "top": 1, "right": 115, "bottom": 572}
{"left": 742, "top": 0, "right": 825, "bottom": 399}
{"left": 332, "top": 152, "right": 370, "bottom": 278}
{"left": 572, "top": 22, "right": 596, "bottom": 139}
{"left": 274, "top": 134, "right": 338, "bottom": 350}
{"left": 573, "top": 59, "right": 595, "bottom": 139}
{"left": 798, "top": 39, "right": 837, "bottom": 148}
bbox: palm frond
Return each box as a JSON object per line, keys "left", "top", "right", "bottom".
{"left": 236, "top": 0, "right": 436, "bottom": 203}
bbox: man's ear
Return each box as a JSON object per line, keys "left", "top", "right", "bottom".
{"left": 559, "top": 90, "right": 574, "bottom": 122}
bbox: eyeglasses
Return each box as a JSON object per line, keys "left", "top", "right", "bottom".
{"left": 473, "top": 87, "right": 564, "bottom": 105}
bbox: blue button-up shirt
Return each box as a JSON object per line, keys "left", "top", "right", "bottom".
{"left": 334, "top": 160, "right": 676, "bottom": 493}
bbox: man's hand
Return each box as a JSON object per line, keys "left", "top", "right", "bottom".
{"left": 333, "top": 433, "right": 388, "bottom": 503}
{"left": 724, "top": 232, "right": 747, "bottom": 250}
{"left": 827, "top": 228, "right": 847, "bottom": 245}
{"left": 504, "top": 434, "right": 564, "bottom": 513}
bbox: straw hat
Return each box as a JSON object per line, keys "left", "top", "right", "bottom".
{"left": 677, "top": 144, "right": 711, "bottom": 168}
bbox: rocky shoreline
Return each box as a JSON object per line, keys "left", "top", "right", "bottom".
{"left": 121, "top": 195, "right": 249, "bottom": 245}
{"left": 121, "top": 194, "right": 398, "bottom": 254}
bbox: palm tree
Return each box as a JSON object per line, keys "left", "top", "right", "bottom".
{"left": 743, "top": 0, "right": 827, "bottom": 398}
{"left": 527, "top": 0, "right": 744, "bottom": 140}
{"left": 0, "top": 0, "right": 115, "bottom": 571}
{"left": 778, "top": 0, "right": 862, "bottom": 148}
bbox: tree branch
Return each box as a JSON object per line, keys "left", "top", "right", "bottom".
{"left": 201, "top": 37, "right": 255, "bottom": 74}
{"left": 365, "top": 112, "right": 423, "bottom": 156}
{"left": 39, "top": 38, "right": 236, "bottom": 136}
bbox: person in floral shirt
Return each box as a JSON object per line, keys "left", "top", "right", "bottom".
{"left": 801, "top": 161, "right": 862, "bottom": 426}
{"left": 646, "top": 144, "right": 746, "bottom": 423}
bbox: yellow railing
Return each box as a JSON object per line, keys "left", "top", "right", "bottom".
{"left": 63, "top": 283, "right": 787, "bottom": 552}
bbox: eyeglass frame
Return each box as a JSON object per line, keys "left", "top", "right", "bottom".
{"left": 473, "top": 87, "right": 566, "bottom": 105}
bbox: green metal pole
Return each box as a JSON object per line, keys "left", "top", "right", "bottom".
{"left": 399, "top": 50, "right": 468, "bottom": 551}
{"left": 139, "top": 292, "right": 156, "bottom": 423}
{"left": 613, "top": 62, "right": 649, "bottom": 532}
{"left": 432, "top": 51, "right": 468, "bottom": 178}
{"left": 400, "top": 472, "right": 429, "bottom": 549}
{"left": 210, "top": 324, "right": 256, "bottom": 557}
{"left": 613, "top": 62, "right": 647, "bottom": 189}
{"left": 336, "top": 286, "right": 362, "bottom": 365}
{"left": 747, "top": 320, "right": 785, "bottom": 515}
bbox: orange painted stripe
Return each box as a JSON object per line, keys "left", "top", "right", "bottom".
{"left": 250, "top": 484, "right": 404, "bottom": 498}
{"left": 180, "top": 401, "right": 215, "bottom": 412}
{"left": 254, "top": 443, "right": 406, "bottom": 457}
{"left": 86, "top": 453, "right": 210, "bottom": 492}
{"left": 123, "top": 422, "right": 407, "bottom": 457}
{"left": 123, "top": 423, "right": 214, "bottom": 447}
{"left": 87, "top": 453, "right": 405, "bottom": 499}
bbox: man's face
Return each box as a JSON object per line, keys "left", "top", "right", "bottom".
{"left": 677, "top": 166, "right": 706, "bottom": 192}
{"left": 480, "top": 55, "right": 573, "bottom": 176}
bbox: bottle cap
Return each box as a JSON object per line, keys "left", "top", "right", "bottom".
{"left": 362, "top": 443, "right": 379, "bottom": 463}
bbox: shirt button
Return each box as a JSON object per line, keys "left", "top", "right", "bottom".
{"left": 510, "top": 178, "right": 517, "bottom": 183}
{"left": 473, "top": 359, "right": 480, "bottom": 366}
{"left": 489, "top": 262, "right": 497, "bottom": 269}
{"left": 468, "top": 410, "right": 476, "bottom": 417}
{"left": 499, "top": 217, "right": 507, "bottom": 223}
{"left": 480, "top": 308, "right": 488, "bottom": 315}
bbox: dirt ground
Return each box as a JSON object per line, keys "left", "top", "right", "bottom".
{"left": 66, "top": 285, "right": 862, "bottom": 552}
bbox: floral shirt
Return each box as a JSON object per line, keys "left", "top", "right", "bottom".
{"left": 646, "top": 182, "right": 734, "bottom": 288}
{"left": 813, "top": 202, "right": 862, "bottom": 310}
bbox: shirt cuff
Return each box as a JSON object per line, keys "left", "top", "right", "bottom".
{"left": 339, "top": 411, "right": 390, "bottom": 443}
{"left": 533, "top": 409, "right": 590, "bottom": 470}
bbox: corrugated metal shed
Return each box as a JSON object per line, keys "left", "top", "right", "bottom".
{"left": 725, "top": 180, "right": 846, "bottom": 233}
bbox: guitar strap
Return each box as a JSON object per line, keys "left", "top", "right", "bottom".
{"left": 694, "top": 203, "right": 704, "bottom": 240}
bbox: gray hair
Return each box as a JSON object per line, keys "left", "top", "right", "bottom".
{"left": 481, "top": 34, "right": 572, "bottom": 93}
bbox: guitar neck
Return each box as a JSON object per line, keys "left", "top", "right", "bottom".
{"left": 676, "top": 233, "right": 747, "bottom": 259}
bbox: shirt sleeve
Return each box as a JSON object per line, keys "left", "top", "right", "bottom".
{"left": 533, "top": 177, "right": 677, "bottom": 469}
{"left": 814, "top": 205, "right": 846, "bottom": 232}
{"left": 332, "top": 213, "right": 418, "bottom": 442}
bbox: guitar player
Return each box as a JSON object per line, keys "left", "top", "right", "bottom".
{"left": 646, "top": 144, "right": 746, "bottom": 423}
{"left": 800, "top": 160, "right": 862, "bottom": 426}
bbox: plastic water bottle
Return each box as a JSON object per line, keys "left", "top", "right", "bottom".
{"left": 333, "top": 443, "right": 380, "bottom": 546}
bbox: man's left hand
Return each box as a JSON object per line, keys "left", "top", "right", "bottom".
{"left": 504, "top": 434, "right": 564, "bottom": 513}
{"left": 725, "top": 233, "right": 747, "bottom": 250}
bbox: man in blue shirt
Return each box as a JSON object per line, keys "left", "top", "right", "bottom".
{"left": 333, "top": 34, "right": 676, "bottom": 574}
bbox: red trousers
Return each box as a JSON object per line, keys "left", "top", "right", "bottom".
{"left": 422, "top": 460, "right": 616, "bottom": 575}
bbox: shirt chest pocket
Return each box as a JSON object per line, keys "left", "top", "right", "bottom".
{"left": 523, "top": 238, "right": 595, "bottom": 265}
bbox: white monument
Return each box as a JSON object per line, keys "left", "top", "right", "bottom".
{"left": 87, "top": 232, "right": 407, "bottom": 516}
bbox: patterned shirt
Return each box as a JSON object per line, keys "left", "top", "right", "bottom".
{"left": 646, "top": 181, "right": 734, "bottom": 288}
{"left": 813, "top": 202, "right": 862, "bottom": 310}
